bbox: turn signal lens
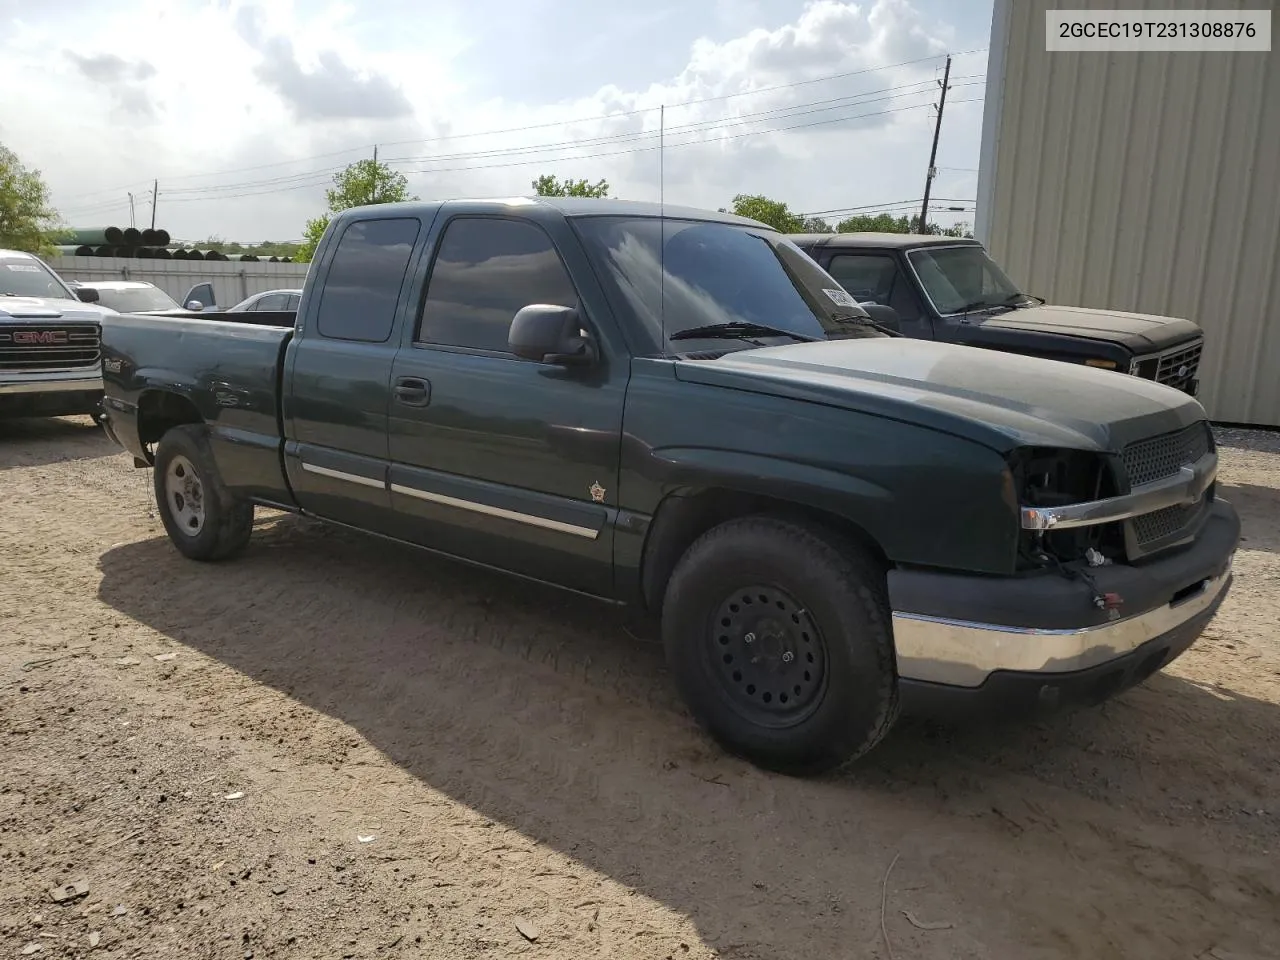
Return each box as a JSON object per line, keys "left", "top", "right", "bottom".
{"left": 1085, "top": 358, "right": 1118, "bottom": 369}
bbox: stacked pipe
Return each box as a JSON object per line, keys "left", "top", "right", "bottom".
{"left": 59, "top": 225, "right": 175, "bottom": 259}
{"left": 57, "top": 226, "right": 293, "bottom": 263}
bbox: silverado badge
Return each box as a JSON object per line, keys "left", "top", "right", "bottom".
{"left": 589, "top": 481, "right": 606, "bottom": 503}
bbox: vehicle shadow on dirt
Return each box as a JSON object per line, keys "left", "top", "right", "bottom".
{"left": 0, "top": 416, "right": 117, "bottom": 470}
{"left": 95, "top": 515, "right": 1280, "bottom": 955}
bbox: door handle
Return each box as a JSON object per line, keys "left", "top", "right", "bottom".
{"left": 394, "top": 376, "right": 431, "bottom": 407}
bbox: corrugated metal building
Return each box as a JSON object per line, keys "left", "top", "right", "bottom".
{"left": 976, "top": 0, "right": 1279, "bottom": 426}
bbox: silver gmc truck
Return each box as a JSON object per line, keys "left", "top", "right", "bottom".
{"left": 0, "top": 249, "right": 115, "bottom": 422}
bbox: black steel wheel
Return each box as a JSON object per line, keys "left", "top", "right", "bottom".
{"left": 707, "top": 585, "right": 828, "bottom": 727}
{"left": 662, "top": 515, "right": 898, "bottom": 775}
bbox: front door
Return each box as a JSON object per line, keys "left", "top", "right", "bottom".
{"left": 387, "top": 215, "right": 627, "bottom": 596}
{"left": 822, "top": 251, "right": 934, "bottom": 339}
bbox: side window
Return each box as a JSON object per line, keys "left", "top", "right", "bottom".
{"left": 286, "top": 294, "right": 301, "bottom": 310}
{"left": 828, "top": 253, "right": 922, "bottom": 322}
{"left": 827, "top": 254, "right": 896, "bottom": 302}
{"left": 418, "top": 218, "right": 577, "bottom": 354}
{"left": 255, "top": 293, "right": 287, "bottom": 311}
{"left": 316, "top": 217, "right": 421, "bottom": 342}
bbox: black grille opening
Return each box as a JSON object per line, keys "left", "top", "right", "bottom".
{"left": 1122, "top": 421, "right": 1212, "bottom": 488}
{"left": 0, "top": 324, "right": 101, "bottom": 370}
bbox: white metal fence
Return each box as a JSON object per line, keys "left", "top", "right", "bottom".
{"left": 49, "top": 256, "right": 310, "bottom": 310}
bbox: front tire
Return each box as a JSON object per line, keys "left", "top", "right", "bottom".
{"left": 153, "top": 424, "right": 254, "bottom": 561}
{"left": 661, "top": 516, "right": 898, "bottom": 776}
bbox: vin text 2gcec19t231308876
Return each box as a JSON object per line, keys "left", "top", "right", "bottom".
{"left": 94, "top": 197, "right": 1238, "bottom": 775}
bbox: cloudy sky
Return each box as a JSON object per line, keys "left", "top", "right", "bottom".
{"left": 0, "top": 0, "right": 993, "bottom": 244}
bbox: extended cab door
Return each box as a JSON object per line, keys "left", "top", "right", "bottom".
{"left": 386, "top": 214, "right": 628, "bottom": 596}
{"left": 282, "top": 215, "right": 427, "bottom": 535}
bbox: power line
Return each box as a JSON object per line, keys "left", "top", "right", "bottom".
{"left": 799, "top": 198, "right": 976, "bottom": 217}
{"left": 156, "top": 79, "right": 985, "bottom": 200}
{"left": 148, "top": 94, "right": 986, "bottom": 208}
{"left": 150, "top": 98, "right": 984, "bottom": 205}
{"left": 57, "top": 48, "right": 988, "bottom": 203}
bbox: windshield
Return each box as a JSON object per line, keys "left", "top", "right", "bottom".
{"left": 573, "top": 217, "right": 884, "bottom": 353}
{"left": 94, "top": 286, "right": 180, "bottom": 313}
{"left": 907, "top": 245, "right": 1025, "bottom": 315}
{"left": 0, "top": 254, "right": 76, "bottom": 300}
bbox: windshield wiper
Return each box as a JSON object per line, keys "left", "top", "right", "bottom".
{"left": 669, "top": 322, "right": 821, "bottom": 343}
{"left": 830, "top": 313, "right": 903, "bottom": 338}
{"left": 953, "top": 295, "right": 1024, "bottom": 315}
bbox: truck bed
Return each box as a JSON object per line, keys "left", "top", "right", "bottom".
{"left": 100, "top": 310, "right": 296, "bottom": 505}
{"left": 171, "top": 309, "right": 297, "bottom": 328}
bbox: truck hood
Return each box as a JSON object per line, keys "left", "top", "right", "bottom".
{"left": 676, "top": 338, "right": 1205, "bottom": 453}
{"left": 0, "top": 295, "right": 117, "bottom": 322}
{"left": 965, "top": 304, "right": 1202, "bottom": 353}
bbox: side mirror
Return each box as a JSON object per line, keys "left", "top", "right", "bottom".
{"left": 509, "top": 304, "right": 595, "bottom": 365}
{"left": 75, "top": 287, "right": 100, "bottom": 303}
{"left": 857, "top": 302, "right": 901, "bottom": 332}
{"left": 182, "top": 282, "right": 216, "bottom": 309}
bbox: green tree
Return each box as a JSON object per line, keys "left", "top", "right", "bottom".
{"left": 297, "top": 158, "right": 416, "bottom": 262}
{"left": 797, "top": 216, "right": 833, "bottom": 233}
{"left": 0, "top": 144, "right": 60, "bottom": 255}
{"left": 832, "top": 213, "right": 971, "bottom": 236}
{"left": 835, "top": 213, "right": 913, "bottom": 233}
{"left": 200, "top": 236, "right": 302, "bottom": 259}
{"left": 724, "top": 194, "right": 804, "bottom": 233}
{"left": 531, "top": 174, "right": 610, "bottom": 198}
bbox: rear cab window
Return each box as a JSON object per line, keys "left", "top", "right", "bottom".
{"left": 315, "top": 217, "right": 422, "bottom": 342}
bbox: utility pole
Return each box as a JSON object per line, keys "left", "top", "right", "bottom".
{"left": 150, "top": 179, "right": 159, "bottom": 230}
{"left": 371, "top": 145, "right": 378, "bottom": 203}
{"left": 128, "top": 192, "right": 136, "bottom": 228}
{"left": 918, "top": 55, "right": 951, "bottom": 235}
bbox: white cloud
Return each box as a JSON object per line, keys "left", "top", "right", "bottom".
{"left": 0, "top": 0, "right": 987, "bottom": 242}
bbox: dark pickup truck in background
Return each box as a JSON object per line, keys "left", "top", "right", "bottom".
{"left": 97, "top": 197, "right": 1238, "bottom": 775}
{"left": 789, "top": 233, "right": 1206, "bottom": 395}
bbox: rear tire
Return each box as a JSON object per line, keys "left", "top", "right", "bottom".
{"left": 153, "top": 424, "right": 254, "bottom": 561}
{"left": 661, "top": 516, "right": 898, "bottom": 775}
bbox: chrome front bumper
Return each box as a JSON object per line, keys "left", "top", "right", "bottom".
{"left": 892, "top": 562, "right": 1232, "bottom": 688}
{"left": 0, "top": 373, "right": 103, "bottom": 395}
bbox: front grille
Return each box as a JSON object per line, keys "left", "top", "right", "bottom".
{"left": 1131, "top": 339, "right": 1202, "bottom": 393}
{"left": 1131, "top": 495, "right": 1210, "bottom": 547}
{"left": 1121, "top": 421, "right": 1212, "bottom": 487}
{"left": 0, "top": 324, "right": 101, "bottom": 371}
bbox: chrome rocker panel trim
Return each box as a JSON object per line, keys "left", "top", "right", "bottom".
{"left": 892, "top": 564, "right": 1232, "bottom": 688}
{"left": 1021, "top": 450, "right": 1217, "bottom": 532}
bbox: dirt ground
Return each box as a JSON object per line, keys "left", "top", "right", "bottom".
{"left": 2, "top": 417, "right": 1278, "bottom": 960}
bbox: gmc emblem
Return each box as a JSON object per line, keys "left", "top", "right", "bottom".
{"left": 14, "top": 330, "right": 68, "bottom": 345}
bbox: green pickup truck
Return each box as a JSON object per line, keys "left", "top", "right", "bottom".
{"left": 97, "top": 198, "right": 1239, "bottom": 775}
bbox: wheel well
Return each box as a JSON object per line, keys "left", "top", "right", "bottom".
{"left": 137, "top": 391, "right": 203, "bottom": 457}
{"left": 639, "top": 487, "right": 889, "bottom": 612}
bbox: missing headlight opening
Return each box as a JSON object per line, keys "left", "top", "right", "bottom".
{"left": 1008, "top": 447, "right": 1125, "bottom": 569}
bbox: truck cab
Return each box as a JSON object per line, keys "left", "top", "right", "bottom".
{"left": 788, "top": 233, "right": 1205, "bottom": 395}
